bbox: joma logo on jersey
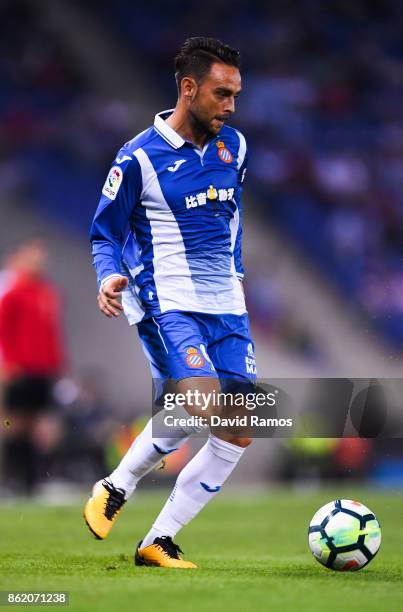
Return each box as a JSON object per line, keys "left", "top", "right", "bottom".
{"left": 168, "top": 159, "right": 187, "bottom": 172}
{"left": 185, "top": 186, "right": 235, "bottom": 209}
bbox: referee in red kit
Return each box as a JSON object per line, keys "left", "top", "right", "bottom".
{"left": 0, "top": 237, "right": 65, "bottom": 496}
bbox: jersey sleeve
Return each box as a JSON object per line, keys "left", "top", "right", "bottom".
{"left": 234, "top": 133, "right": 248, "bottom": 280}
{"left": 90, "top": 146, "right": 142, "bottom": 287}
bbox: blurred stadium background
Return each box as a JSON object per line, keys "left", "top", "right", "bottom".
{"left": 1, "top": 0, "right": 403, "bottom": 500}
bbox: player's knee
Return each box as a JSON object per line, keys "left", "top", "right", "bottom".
{"left": 226, "top": 436, "right": 253, "bottom": 448}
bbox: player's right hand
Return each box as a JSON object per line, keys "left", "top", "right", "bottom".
{"left": 98, "top": 276, "right": 129, "bottom": 318}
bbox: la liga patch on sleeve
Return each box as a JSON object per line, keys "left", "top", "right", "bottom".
{"left": 102, "top": 166, "right": 123, "bottom": 200}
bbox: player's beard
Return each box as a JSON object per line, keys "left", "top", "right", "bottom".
{"left": 188, "top": 107, "right": 220, "bottom": 140}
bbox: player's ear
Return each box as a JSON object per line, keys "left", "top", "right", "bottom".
{"left": 181, "top": 77, "right": 198, "bottom": 103}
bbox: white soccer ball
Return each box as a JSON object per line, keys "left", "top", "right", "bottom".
{"left": 308, "top": 499, "right": 381, "bottom": 571}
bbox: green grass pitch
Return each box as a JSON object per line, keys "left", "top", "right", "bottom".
{"left": 1, "top": 488, "right": 402, "bottom": 611}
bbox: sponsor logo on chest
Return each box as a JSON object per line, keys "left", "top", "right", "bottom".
{"left": 185, "top": 186, "right": 235, "bottom": 209}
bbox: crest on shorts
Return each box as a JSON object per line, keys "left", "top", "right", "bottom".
{"left": 185, "top": 347, "right": 205, "bottom": 368}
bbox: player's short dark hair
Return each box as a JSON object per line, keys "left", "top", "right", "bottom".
{"left": 174, "top": 37, "right": 241, "bottom": 93}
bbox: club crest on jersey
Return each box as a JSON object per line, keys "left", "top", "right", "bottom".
{"left": 216, "top": 141, "right": 233, "bottom": 164}
{"left": 185, "top": 347, "right": 205, "bottom": 368}
{"left": 102, "top": 166, "right": 123, "bottom": 200}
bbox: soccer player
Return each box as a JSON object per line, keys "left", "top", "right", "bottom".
{"left": 85, "top": 37, "right": 256, "bottom": 568}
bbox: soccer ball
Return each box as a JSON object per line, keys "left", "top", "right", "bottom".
{"left": 308, "top": 499, "right": 381, "bottom": 571}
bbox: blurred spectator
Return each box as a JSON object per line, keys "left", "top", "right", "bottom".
{"left": 276, "top": 438, "right": 374, "bottom": 485}
{"left": 0, "top": 237, "right": 65, "bottom": 495}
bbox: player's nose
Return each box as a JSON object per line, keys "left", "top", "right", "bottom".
{"left": 224, "top": 97, "right": 236, "bottom": 114}
{"left": 223, "top": 96, "right": 235, "bottom": 115}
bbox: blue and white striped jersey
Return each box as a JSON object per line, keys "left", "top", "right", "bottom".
{"left": 90, "top": 109, "right": 248, "bottom": 324}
